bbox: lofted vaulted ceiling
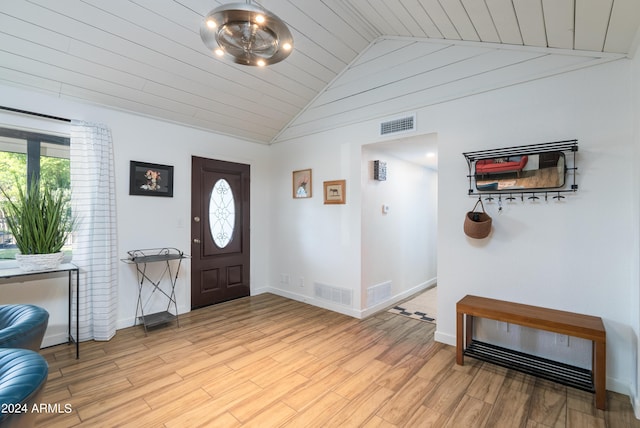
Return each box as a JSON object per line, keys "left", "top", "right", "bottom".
{"left": 0, "top": 1, "right": 638, "bottom": 144}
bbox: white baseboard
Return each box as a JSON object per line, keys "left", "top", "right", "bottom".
{"left": 434, "top": 330, "right": 456, "bottom": 347}
{"left": 359, "top": 278, "right": 437, "bottom": 318}
{"left": 261, "top": 287, "right": 361, "bottom": 318}
{"left": 603, "top": 378, "right": 631, "bottom": 397}
{"left": 627, "top": 388, "right": 640, "bottom": 420}
{"left": 41, "top": 332, "right": 70, "bottom": 348}
{"left": 258, "top": 279, "right": 438, "bottom": 320}
{"left": 592, "top": 377, "right": 636, "bottom": 409}
{"left": 252, "top": 286, "right": 270, "bottom": 296}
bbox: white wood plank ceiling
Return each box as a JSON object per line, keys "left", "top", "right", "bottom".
{"left": 0, "top": 1, "right": 638, "bottom": 144}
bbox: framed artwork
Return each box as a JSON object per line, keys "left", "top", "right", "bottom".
{"left": 373, "top": 160, "right": 387, "bottom": 181}
{"left": 293, "top": 169, "right": 312, "bottom": 198}
{"left": 129, "top": 161, "right": 174, "bottom": 197}
{"left": 323, "top": 180, "right": 346, "bottom": 204}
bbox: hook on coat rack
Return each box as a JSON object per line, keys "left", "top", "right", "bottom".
{"left": 552, "top": 192, "right": 565, "bottom": 200}
{"left": 470, "top": 190, "right": 574, "bottom": 202}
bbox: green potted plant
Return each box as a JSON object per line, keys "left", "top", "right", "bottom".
{"left": 0, "top": 179, "right": 74, "bottom": 271}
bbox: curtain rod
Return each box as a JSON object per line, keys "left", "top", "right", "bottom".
{"left": 0, "top": 106, "right": 71, "bottom": 123}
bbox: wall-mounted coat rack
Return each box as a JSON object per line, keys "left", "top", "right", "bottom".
{"left": 463, "top": 140, "right": 578, "bottom": 200}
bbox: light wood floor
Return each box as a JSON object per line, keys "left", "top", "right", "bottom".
{"left": 36, "top": 293, "right": 638, "bottom": 427}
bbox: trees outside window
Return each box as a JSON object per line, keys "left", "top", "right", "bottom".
{"left": 0, "top": 128, "right": 71, "bottom": 259}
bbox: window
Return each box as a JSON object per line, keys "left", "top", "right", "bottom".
{"left": 0, "top": 127, "right": 71, "bottom": 259}
{"left": 209, "top": 178, "right": 235, "bottom": 248}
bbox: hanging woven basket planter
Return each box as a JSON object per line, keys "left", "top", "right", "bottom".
{"left": 464, "top": 199, "right": 492, "bottom": 239}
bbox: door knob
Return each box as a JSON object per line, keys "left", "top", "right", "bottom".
{"left": 194, "top": 216, "right": 200, "bottom": 222}
{"left": 193, "top": 238, "right": 201, "bottom": 244}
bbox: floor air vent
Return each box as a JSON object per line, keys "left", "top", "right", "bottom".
{"left": 380, "top": 114, "right": 415, "bottom": 136}
{"left": 314, "top": 282, "right": 352, "bottom": 307}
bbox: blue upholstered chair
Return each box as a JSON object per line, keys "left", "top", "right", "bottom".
{"left": 0, "top": 348, "right": 49, "bottom": 427}
{"left": 0, "top": 305, "right": 49, "bottom": 351}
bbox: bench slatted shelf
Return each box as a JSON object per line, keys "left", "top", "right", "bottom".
{"left": 456, "top": 295, "right": 606, "bottom": 410}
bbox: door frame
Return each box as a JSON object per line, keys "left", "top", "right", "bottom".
{"left": 190, "top": 156, "right": 250, "bottom": 309}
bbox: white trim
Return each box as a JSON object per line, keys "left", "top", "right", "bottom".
{"left": 256, "top": 277, "right": 437, "bottom": 320}
{"left": 41, "top": 332, "right": 70, "bottom": 348}
{"left": 434, "top": 331, "right": 456, "bottom": 346}
{"left": 256, "top": 287, "right": 361, "bottom": 318}
{"left": 360, "top": 278, "right": 437, "bottom": 318}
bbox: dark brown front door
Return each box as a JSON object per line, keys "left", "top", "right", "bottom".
{"left": 191, "top": 156, "right": 250, "bottom": 309}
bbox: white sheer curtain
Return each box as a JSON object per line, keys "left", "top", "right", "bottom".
{"left": 70, "top": 120, "right": 118, "bottom": 341}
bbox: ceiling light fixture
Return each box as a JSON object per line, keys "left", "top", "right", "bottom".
{"left": 200, "top": 1, "right": 293, "bottom": 67}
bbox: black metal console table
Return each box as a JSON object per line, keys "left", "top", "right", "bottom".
{"left": 0, "top": 263, "right": 80, "bottom": 358}
{"left": 121, "top": 248, "right": 187, "bottom": 335}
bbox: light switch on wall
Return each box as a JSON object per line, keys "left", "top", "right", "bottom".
{"left": 382, "top": 204, "right": 390, "bottom": 214}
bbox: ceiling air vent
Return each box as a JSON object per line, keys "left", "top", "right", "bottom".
{"left": 379, "top": 114, "right": 416, "bottom": 136}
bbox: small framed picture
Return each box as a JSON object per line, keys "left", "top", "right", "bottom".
{"left": 292, "top": 169, "right": 312, "bottom": 198}
{"left": 373, "top": 160, "right": 387, "bottom": 181}
{"left": 323, "top": 180, "right": 346, "bottom": 204}
{"left": 129, "top": 161, "right": 174, "bottom": 197}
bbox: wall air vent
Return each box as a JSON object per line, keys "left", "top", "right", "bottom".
{"left": 379, "top": 114, "right": 416, "bottom": 136}
{"left": 366, "top": 281, "right": 391, "bottom": 307}
{"left": 314, "top": 282, "right": 352, "bottom": 307}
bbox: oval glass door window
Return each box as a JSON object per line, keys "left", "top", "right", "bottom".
{"left": 209, "top": 178, "right": 235, "bottom": 248}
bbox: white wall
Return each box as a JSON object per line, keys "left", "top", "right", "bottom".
{"left": 631, "top": 42, "right": 640, "bottom": 416}
{"left": 268, "top": 58, "right": 637, "bottom": 399}
{"left": 109, "top": 106, "right": 271, "bottom": 330}
{"left": 0, "top": 84, "right": 273, "bottom": 342}
{"left": 434, "top": 59, "right": 635, "bottom": 397}
{"left": 266, "top": 132, "right": 439, "bottom": 318}
{"left": 265, "top": 134, "right": 363, "bottom": 315}
{"left": 360, "top": 145, "right": 437, "bottom": 313}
